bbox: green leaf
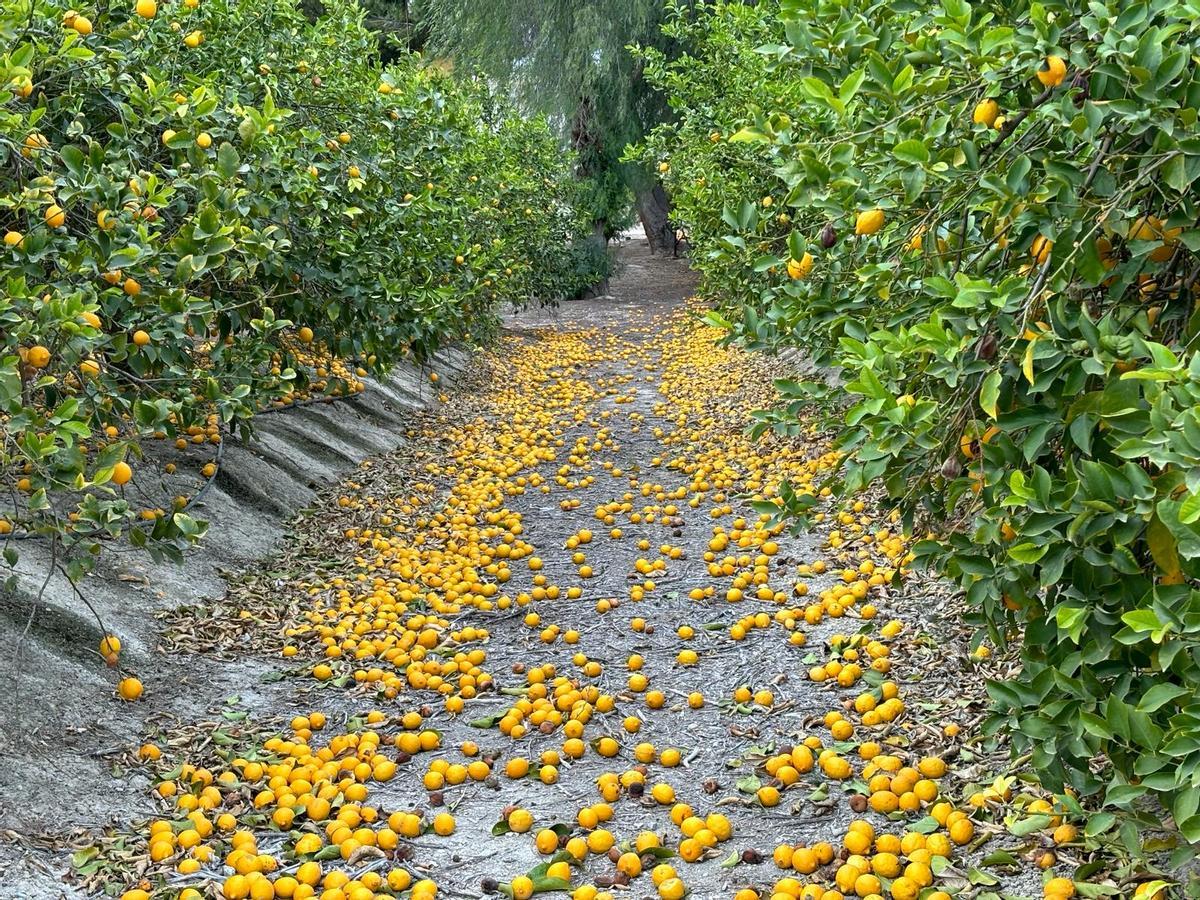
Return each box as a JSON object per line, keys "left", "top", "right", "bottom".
{"left": 1165, "top": 154, "right": 1194, "bottom": 192}
{"left": 702, "top": 310, "right": 733, "bottom": 330}
{"left": 893, "top": 139, "right": 930, "bottom": 165}
{"left": 1008, "top": 813, "right": 1052, "bottom": 836}
{"left": 839, "top": 70, "right": 866, "bottom": 105}
{"left": 108, "top": 247, "right": 143, "bottom": 269}
{"left": 728, "top": 127, "right": 771, "bottom": 143}
{"left": 1138, "top": 683, "right": 1187, "bottom": 713}
{"left": 1178, "top": 815, "right": 1200, "bottom": 844}
{"left": 1105, "top": 783, "right": 1148, "bottom": 808}
{"left": 1074, "top": 885, "right": 1126, "bottom": 899}
{"left": 530, "top": 876, "right": 571, "bottom": 894}
{"left": 1008, "top": 542, "right": 1047, "bottom": 564}
{"left": 1179, "top": 492, "right": 1200, "bottom": 525}
{"left": 968, "top": 867, "right": 1000, "bottom": 886}
{"left": 980, "top": 26, "right": 1015, "bottom": 54}
{"left": 1147, "top": 514, "right": 1182, "bottom": 576}
{"left": 979, "top": 370, "right": 1000, "bottom": 418}
{"left": 735, "top": 774, "right": 761, "bottom": 793}
{"left": 788, "top": 230, "right": 806, "bottom": 261}
{"left": 1084, "top": 812, "right": 1116, "bottom": 836}
{"left": 908, "top": 816, "right": 940, "bottom": 834}
{"left": 892, "top": 64, "right": 914, "bottom": 94}
{"left": 61, "top": 144, "right": 87, "bottom": 179}
{"left": 980, "top": 850, "right": 1019, "bottom": 866}
{"left": 754, "top": 254, "right": 786, "bottom": 272}
{"left": 217, "top": 142, "right": 241, "bottom": 178}
{"left": 71, "top": 847, "right": 99, "bottom": 868}
{"left": 1120, "top": 608, "right": 1164, "bottom": 635}
{"left": 1055, "top": 605, "right": 1087, "bottom": 643}
{"left": 641, "top": 847, "right": 677, "bottom": 860}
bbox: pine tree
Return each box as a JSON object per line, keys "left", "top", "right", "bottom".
{"left": 415, "top": 0, "right": 696, "bottom": 253}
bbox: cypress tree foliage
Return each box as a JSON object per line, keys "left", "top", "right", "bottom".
{"left": 416, "top": 0, "right": 697, "bottom": 254}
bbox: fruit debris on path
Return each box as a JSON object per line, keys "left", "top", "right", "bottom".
{"left": 104, "top": 267, "right": 1075, "bottom": 900}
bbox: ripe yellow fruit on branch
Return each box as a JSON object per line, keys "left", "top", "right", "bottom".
{"left": 855, "top": 208, "right": 885, "bottom": 236}
{"left": 135, "top": 0, "right": 157, "bottom": 17}
{"left": 972, "top": 98, "right": 999, "bottom": 128}
{"left": 1030, "top": 234, "right": 1053, "bottom": 266}
{"left": 787, "top": 252, "right": 813, "bottom": 279}
{"left": 183, "top": 30, "right": 203, "bottom": 48}
{"left": 1127, "top": 215, "right": 1162, "bottom": 242}
{"left": 23, "top": 132, "right": 49, "bottom": 157}
{"left": 99, "top": 634, "right": 121, "bottom": 663}
{"left": 26, "top": 344, "right": 51, "bottom": 368}
{"left": 1036, "top": 55, "right": 1067, "bottom": 88}
{"left": 112, "top": 461, "right": 133, "bottom": 485}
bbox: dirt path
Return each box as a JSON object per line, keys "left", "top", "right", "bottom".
{"left": 12, "top": 238, "right": 1056, "bottom": 900}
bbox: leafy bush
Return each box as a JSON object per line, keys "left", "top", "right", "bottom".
{"left": 636, "top": 0, "right": 1200, "bottom": 835}
{"left": 0, "top": 0, "right": 596, "bottom": 574}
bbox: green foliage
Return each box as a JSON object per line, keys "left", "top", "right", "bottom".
{"left": 0, "top": 0, "right": 595, "bottom": 574}
{"left": 636, "top": 0, "right": 1200, "bottom": 831}
{"left": 417, "top": 0, "right": 692, "bottom": 231}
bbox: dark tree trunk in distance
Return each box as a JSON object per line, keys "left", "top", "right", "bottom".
{"left": 572, "top": 95, "right": 607, "bottom": 240}
{"left": 637, "top": 182, "right": 678, "bottom": 256}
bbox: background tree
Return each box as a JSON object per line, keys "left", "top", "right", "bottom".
{"left": 304, "top": 0, "right": 429, "bottom": 58}
{"left": 415, "top": 0, "right": 697, "bottom": 254}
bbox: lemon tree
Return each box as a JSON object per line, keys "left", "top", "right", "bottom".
{"left": 636, "top": 0, "right": 1200, "bottom": 832}
{"left": 0, "top": 0, "right": 599, "bottom": 578}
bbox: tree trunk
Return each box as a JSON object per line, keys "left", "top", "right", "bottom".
{"left": 588, "top": 218, "right": 610, "bottom": 297}
{"left": 572, "top": 97, "right": 610, "bottom": 244}
{"left": 636, "top": 182, "right": 678, "bottom": 256}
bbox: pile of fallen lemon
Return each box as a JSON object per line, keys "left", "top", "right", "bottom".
{"left": 105, "top": 305, "right": 1092, "bottom": 900}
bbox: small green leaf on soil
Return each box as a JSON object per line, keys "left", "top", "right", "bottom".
{"left": 735, "top": 774, "right": 761, "bottom": 793}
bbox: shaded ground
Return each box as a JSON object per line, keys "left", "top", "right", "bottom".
{"left": 5, "top": 234, "right": 1067, "bottom": 900}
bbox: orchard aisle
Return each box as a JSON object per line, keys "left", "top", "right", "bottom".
{"left": 85, "top": 240, "right": 1048, "bottom": 900}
